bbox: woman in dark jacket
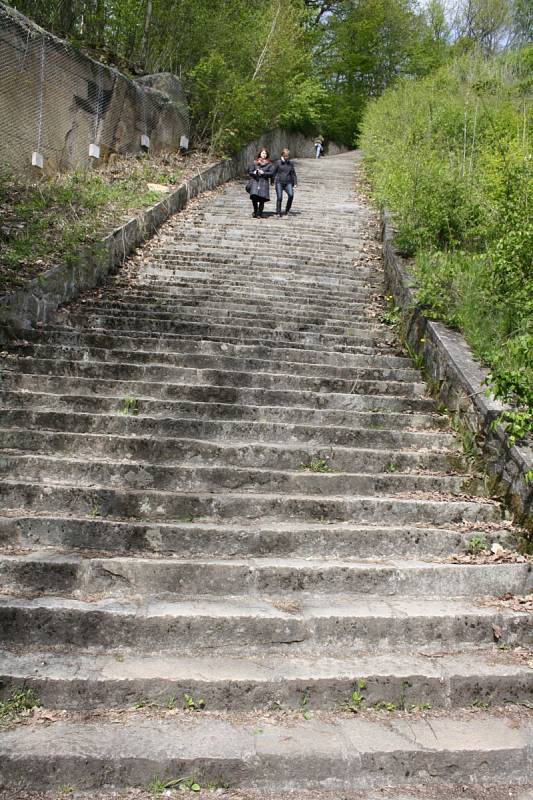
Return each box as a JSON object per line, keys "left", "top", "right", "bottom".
{"left": 273, "top": 148, "right": 297, "bottom": 217}
{"left": 247, "top": 148, "right": 274, "bottom": 218}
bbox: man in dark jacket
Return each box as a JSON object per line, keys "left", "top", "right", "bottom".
{"left": 273, "top": 148, "right": 297, "bottom": 217}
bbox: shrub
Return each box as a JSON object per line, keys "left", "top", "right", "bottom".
{"left": 360, "top": 48, "right": 533, "bottom": 443}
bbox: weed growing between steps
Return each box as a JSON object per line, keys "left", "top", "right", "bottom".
{"left": 0, "top": 151, "right": 212, "bottom": 292}
{"left": 0, "top": 687, "right": 41, "bottom": 723}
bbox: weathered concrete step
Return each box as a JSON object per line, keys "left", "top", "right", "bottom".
{"left": 54, "top": 315, "right": 393, "bottom": 349}
{"left": 6, "top": 343, "right": 422, "bottom": 383}
{"left": 1, "top": 552, "right": 530, "bottom": 599}
{"left": 1, "top": 711, "right": 530, "bottom": 791}
{"left": 124, "top": 272, "right": 381, "bottom": 298}
{"left": 0, "top": 392, "right": 448, "bottom": 431}
{"left": 1, "top": 516, "right": 512, "bottom": 559}
{"left": 97, "top": 275, "right": 383, "bottom": 304}
{"left": 93, "top": 266, "right": 382, "bottom": 293}
{"left": 65, "top": 304, "right": 384, "bottom": 337}
{"left": 17, "top": 325, "right": 408, "bottom": 364}
{"left": 0, "top": 481, "right": 502, "bottom": 526}
{"left": 73, "top": 297, "right": 374, "bottom": 325}
{"left": 17, "top": 328, "right": 413, "bottom": 368}
{"left": 139, "top": 256, "right": 380, "bottom": 284}
{"left": 0, "top": 410, "right": 453, "bottom": 450}
{"left": 34, "top": 321, "right": 399, "bottom": 357}
{"left": 3, "top": 357, "right": 427, "bottom": 397}
{"left": 103, "top": 287, "right": 380, "bottom": 313}
{"left": 152, "top": 240, "right": 369, "bottom": 261}
{"left": 4, "top": 787, "right": 532, "bottom": 800}
{"left": 1, "top": 648, "right": 530, "bottom": 710}
{"left": 0, "top": 594, "right": 529, "bottom": 651}
{"left": 130, "top": 277, "right": 382, "bottom": 305}
{"left": 0, "top": 365, "right": 428, "bottom": 403}
{"left": 0, "top": 430, "right": 457, "bottom": 473}
{"left": 0, "top": 376, "right": 438, "bottom": 414}
{"left": 0, "top": 454, "right": 473, "bottom": 497}
{"left": 114, "top": 281, "right": 382, "bottom": 306}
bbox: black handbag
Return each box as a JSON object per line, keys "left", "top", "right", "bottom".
{"left": 245, "top": 180, "right": 252, "bottom": 194}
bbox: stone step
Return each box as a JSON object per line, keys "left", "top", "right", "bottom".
{"left": 112, "top": 281, "right": 382, "bottom": 306}
{"left": 0, "top": 711, "right": 530, "bottom": 792}
{"left": 1, "top": 552, "right": 530, "bottom": 600}
{"left": 63, "top": 304, "right": 385, "bottom": 336}
{"left": 137, "top": 256, "right": 379, "bottom": 282}
{"left": 0, "top": 594, "right": 529, "bottom": 651}
{"left": 126, "top": 277, "right": 381, "bottom": 304}
{"left": 0, "top": 409, "right": 453, "bottom": 449}
{"left": 0, "top": 430, "right": 458, "bottom": 472}
{"left": 1, "top": 648, "right": 530, "bottom": 710}
{"left": 16, "top": 324, "right": 411, "bottom": 360}
{"left": 0, "top": 516, "right": 511, "bottom": 559}
{"left": 0, "top": 481, "right": 500, "bottom": 525}
{"left": 73, "top": 296, "right": 374, "bottom": 324}
{"left": 0, "top": 453, "right": 473, "bottom": 496}
{"left": 94, "top": 274, "right": 383, "bottom": 300}
{"left": 6, "top": 343, "right": 422, "bottom": 383}
{"left": 0, "top": 391, "right": 448, "bottom": 430}
{"left": 3, "top": 787, "right": 531, "bottom": 800}
{"left": 16, "top": 328, "right": 413, "bottom": 368}
{"left": 102, "top": 287, "right": 381, "bottom": 311}
{"left": 34, "top": 321, "right": 400, "bottom": 356}
{"left": 53, "top": 314, "right": 393, "bottom": 348}
{"left": 0, "top": 376, "right": 438, "bottom": 414}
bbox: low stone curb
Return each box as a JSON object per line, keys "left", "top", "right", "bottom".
{"left": 0, "top": 129, "right": 343, "bottom": 343}
{"left": 381, "top": 211, "right": 533, "bottom": 526}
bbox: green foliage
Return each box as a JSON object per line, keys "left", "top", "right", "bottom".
{"left": 0, "top": 158, "right": 184, "bottom": 290}
{"left": 361, "top": 48, "right": 533, "bottom": 445}
{"left": 318, "top": 0, "right": 452, "bottom": 144}
{"left": 183, "top": 693, "right": 206, "bottom": 712}
{"left": 345, "top": 679, "right": 367, "bottom": 712}
{"left": 467, "top": 535, "right": 488, "bottom": 554}
{"left": 300, "top": 457, "right": 336, "bottom": 472}
{"left": 119, "top": 396, "right": 140, "bottom": 416}
{"left": 149, "top": 776, "right": 201, "bottom": 794}
{"left": 0, "top": 688, "right": 41, "bottom": 721}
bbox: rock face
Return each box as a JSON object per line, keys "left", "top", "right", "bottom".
{"left": 0, "top": 152, "right": 531, "bottom": 796}
{"left": 0, "top": 2, "right": 189, "bottom": 175}
{"left": 137, "top": 72, "right": 189, "bottom": 125}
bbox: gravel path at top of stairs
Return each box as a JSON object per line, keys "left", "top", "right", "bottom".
{"left": 0, "top": 151, "right": 531, "bottom": 795}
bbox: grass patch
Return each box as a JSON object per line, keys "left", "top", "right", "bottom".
{"left": 0, "top": 687, "right": 41, "bottom": 722}
{"left": 0, "top": 151, "right": 209, "bottom": 292}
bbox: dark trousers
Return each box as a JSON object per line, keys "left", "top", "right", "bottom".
{"left": 252, "top": 197, "right": 265, "bottom": 216}
{"left": 275, "top": 182, "right": 294, "bottom": 214}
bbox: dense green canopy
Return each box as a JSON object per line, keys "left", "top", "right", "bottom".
{"left": 11, "top": 0, "right": 531, "bottom": 151}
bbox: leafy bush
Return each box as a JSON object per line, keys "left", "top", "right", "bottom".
{"left": 360, "top": 48, "right": 533, "bottom": 443}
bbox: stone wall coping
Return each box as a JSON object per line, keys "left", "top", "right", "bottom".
{"left": 381, "top": 211, "right": 533, "bottom": 524}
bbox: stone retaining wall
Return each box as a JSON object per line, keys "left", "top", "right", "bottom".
{"left": 381, "top": 212, "right": 533, "bottom": 527}
{"left": 0, "top": 129, "right": 342, "bottom": 342}
{"left": 0, "top": 2, "right": 189, "bottom": 175}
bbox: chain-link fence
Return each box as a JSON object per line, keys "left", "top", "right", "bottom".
{"left": 0, "top": 2, "right": 189, "bottom": 176}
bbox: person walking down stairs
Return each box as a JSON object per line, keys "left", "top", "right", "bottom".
{"left": 273, "top": 147, "right": 297, "bottom": 217}
{"left": 246, "top": 148, "right": 274, "bottom": 218}
{"left": 314, "top": 134, "right": 324, "bottom": 158}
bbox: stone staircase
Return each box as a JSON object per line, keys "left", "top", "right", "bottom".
{"left": 0, "top": 151, "right": 531, "bottom": 798}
